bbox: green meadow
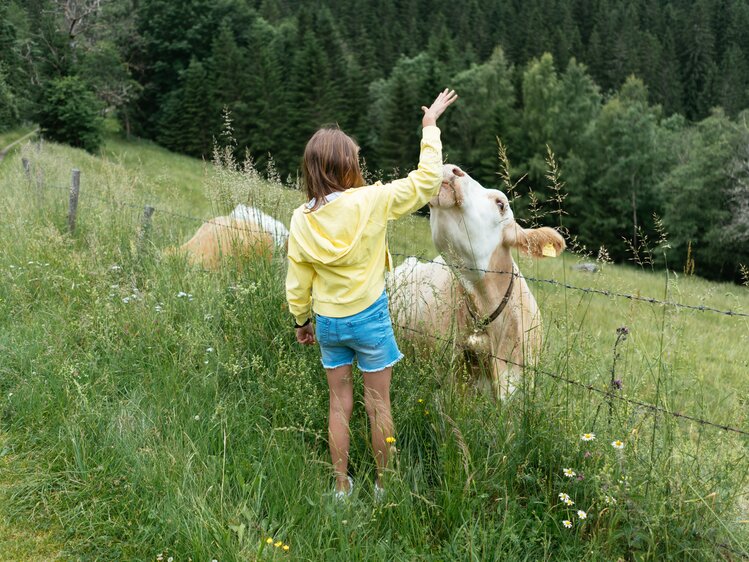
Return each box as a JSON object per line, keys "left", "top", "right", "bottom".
{"left": 0, "top": 131, "right": 747, "bottom": 560}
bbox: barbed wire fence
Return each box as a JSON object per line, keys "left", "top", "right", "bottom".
{"left": 10, "top": 160, "right": 749, "bottom": 557}
{"left": 18, "top": 165, "right": 749, "bottom": 431}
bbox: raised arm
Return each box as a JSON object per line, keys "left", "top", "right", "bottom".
{"left": 385, "top": 89, "right": 458, "bottom": 220}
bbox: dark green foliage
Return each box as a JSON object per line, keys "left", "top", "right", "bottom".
{"left": 6, "top": 0, "right": 749, "bottom": 282}
{"left": 576, "top": 77, "right": 665, "bottom": 262}
{"left": 660, "top": 109, "right": 749, "bottom": 280}
{"left": 370, "top": 53, "right": 444, "bottom": 173}
{"left": 0, "top": 64, "right": 20, "bottom": 131}
{"left": 157, "top": 58, "right": 218, "bottom": 157}
{"left": 441, "top": 48, "right": 517, "bottom": 185}
{"left": 132, "top": 0, "right": 224, "bottom": 137}
{"left": 36, "top": 76, "right": 103, "bottom": 152}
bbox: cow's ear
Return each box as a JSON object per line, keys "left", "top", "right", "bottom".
{"left": 507, "top": 224, "right": 566, "bottom": 258}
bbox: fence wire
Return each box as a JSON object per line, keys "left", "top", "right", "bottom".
{"left": 31, "top": 179, "right": 749, "bottom": 439}
{"left": 395, "top": 324, "right": 749, "bottom": 438}
{"left": 390, "top": 252, "right": 749, "bottom": 319}
{"left": 40, "top": 181, "right": 749, "bottom": 319}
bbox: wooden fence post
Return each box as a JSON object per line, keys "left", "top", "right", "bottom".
{"left": 21, "top": 157, "right": 31, "bottom": 181}
{"left": 138, "top": 205, "right": 155, "bottom": 255}
{"left": 68, "top": 169, "right": 80, "bottom": 233}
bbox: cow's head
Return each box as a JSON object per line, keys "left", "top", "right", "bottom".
{"left": 429, "top": 164, "right": 565, "bottom": 278}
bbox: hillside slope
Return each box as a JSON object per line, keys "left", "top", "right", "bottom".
{"left": 0, "top": 133, "right": 747, "bottom": 560}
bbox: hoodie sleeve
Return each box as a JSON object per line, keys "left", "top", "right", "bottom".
{"left": 383, "top": 125, "right": 443, "bottom": 220}
{"left": 285, "top": 223, "right": 315, "bottom": 325}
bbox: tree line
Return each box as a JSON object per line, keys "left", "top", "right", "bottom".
{"left": 1, "top": 0, "right": 748, "bottom": 281}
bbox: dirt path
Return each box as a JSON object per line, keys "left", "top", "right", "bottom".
{"left": 0, "top": 128, "right": 39, "bottom": 164}
{"left": 0, "top": 433, "right": 63, "bottom": 561}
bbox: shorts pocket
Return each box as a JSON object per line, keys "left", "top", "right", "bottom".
{"left": 352, "top": 313, "right": 391, "bottom": 348}
{"left": 315, "top": 316, "right": 330, "bottom": 345}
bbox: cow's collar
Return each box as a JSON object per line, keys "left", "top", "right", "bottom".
{"left": 464, "top": 265, "right": 516, "bottom": 332}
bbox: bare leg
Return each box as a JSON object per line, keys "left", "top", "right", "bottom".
{"left": 327, "top": 364, "right": 354, "bottom": 492}
{"left": 362, "top": 367, "right": 393, "bottom": 486}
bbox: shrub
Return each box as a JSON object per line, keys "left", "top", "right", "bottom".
{"left": 36, "top": 76, "right": 103, "bottom": 152}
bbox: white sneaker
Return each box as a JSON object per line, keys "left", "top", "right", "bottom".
{"left": 334, "top": 476, "right": 354, "bottom": 501}
{"left": 374, "top": 482, "right": 386, "bottom": 502}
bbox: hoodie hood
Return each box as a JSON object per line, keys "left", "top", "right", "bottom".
{"left": 290, "top": 190, "right": 376, "bottom": 265}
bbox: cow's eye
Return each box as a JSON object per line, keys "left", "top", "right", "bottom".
{"left": 496, "top": 199, "right": 505, "bottom": 212}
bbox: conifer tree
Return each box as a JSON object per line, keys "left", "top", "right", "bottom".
{"left": 158, "top": 58, "right": 218, "bottom": 157}
{"left": 718, "top": 44, "right": 749, "bottom": 117}
{"left": 442, "top": 47, "right": 517, "bottom": 184}
{"left": 210, "top": 22, "right": 246, "bottom": 109}
{"left": 236, "top": 17, "right": 287, "bottom": 172}
{"left": 681, "top": 0, "right": 719, "bottom": 119}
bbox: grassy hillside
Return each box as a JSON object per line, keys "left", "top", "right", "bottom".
{"left": 0, "top": 132, "right": 747, "bottom": 560}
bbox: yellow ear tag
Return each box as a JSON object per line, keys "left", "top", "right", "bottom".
{"left": 542, "top": 243, "right": 557, "bottom": 257}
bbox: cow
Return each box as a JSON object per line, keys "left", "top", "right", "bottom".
{"left": 166, "top": 205, "right": 288, "bottom": 270}
{"left": 390, "top": 165, "right": 565, "bottom": 398}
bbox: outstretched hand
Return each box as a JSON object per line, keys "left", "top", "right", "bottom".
{"left": 422, "top": 89, "right": 458, "bottom": 128}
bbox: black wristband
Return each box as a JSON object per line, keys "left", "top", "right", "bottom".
{"left": 294, "top": 318, "right": 311, "bottom": 329}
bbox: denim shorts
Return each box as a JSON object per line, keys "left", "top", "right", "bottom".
{"left": 315, "top": 290, "right": 404, "bottom": 372}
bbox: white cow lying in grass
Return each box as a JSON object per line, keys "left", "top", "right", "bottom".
{"left": 168, "top": 204, "right": 289, "bottom": 270}
{"left": 390, "top": 165, "right": 565, "bottom": 398}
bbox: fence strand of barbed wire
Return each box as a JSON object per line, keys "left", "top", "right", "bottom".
{"left": 33, "top": 181, "right": 749, "bottom": 319}
{"left": 389, "top": 252, "right": 749, "bottom": 319}
{"left": 39, "top": 183, "right": 271, "bottom": 235}
{"left": 396, "top": 324, "right": 749, "bottom": 438}
{"left": 43, "top": 181, "right": 749, "bottom": 434}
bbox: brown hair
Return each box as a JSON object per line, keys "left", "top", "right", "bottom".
{"left": 301, "top": 126, "right": 365, "bottom": 211}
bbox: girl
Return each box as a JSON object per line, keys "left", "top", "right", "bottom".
{"left": 286, "top": 89, "right": 458, "bottom": 499}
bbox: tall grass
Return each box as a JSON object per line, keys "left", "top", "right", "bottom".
{"left": 0, "top": 137, "right": 747, "bottom": 560}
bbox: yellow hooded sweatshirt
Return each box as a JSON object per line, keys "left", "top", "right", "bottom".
{"left": 286, "top": 125, "right": 443, "bottom": 325}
